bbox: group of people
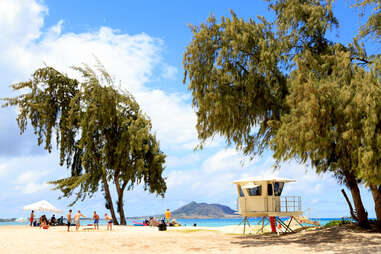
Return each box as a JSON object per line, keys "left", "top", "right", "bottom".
{"left": 29, "top": 211, "right": 63, "bottom": 229}
{"left": 66, "top": 210, "right": 114, "bottom": 232}
{"left": 29, "top": 208, "right": 176, "bottom": 231}
{"left": 29, "top": 210, "right": 114, "bottom": 231}
{"left": 141, "top": 209, "right": 180, "bottom": 227}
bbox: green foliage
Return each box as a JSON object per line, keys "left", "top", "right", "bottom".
{"left": 271, "top": 44, "right": 381, "bottom": 185}
{"left": 4, "top": 63, "right": 167, "bottom": 207}
{"left": 183, "top": 12, "right": 288, "bottom": 156}
{"left": 353, "top": 0, "right": 381, "bottom": 42}
{"left": 183, "top": 0, "right": 381, "bottom": 212}
{"left": 3, "top": 67, "right": 79, "bottom": 167}
{"left": 324, "top": 219, "right": 353, "bottom": 228}
{"left": 183, "top": 0, "right": 343, "bottom": 157}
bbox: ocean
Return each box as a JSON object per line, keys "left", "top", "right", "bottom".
{"left": 0, "top": 217, "right": 345, "bottom": 227}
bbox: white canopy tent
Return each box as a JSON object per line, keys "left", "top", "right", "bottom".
{"left": 23, "top": 200, "right": 63, "bottom": 214}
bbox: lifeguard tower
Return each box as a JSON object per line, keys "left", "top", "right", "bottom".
{"left": 233, "top": 177, "right": 304, "bottom": 234}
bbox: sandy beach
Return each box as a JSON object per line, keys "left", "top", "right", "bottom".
{"left": 0, "top": 225, "right": 380, "bottom": 254}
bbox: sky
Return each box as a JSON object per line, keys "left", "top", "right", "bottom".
{"left": 0, "top": 0, "right": 377, "bottom": 219}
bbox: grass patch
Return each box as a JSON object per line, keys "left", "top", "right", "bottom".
{"left": 324, "top": 219, "right": 353, "bottom": 228}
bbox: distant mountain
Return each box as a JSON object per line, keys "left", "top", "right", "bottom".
{"left": 0, "top": 218, "right": 16, "bottom": 222}
{"left": 172, "top": 201, "right": 238, "bottom": 219}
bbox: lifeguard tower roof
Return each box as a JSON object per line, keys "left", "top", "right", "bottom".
{"left": 233, "top": 177, "right": 296, "bottom": 184}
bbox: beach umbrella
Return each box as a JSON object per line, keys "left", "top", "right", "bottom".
{"left": 23, "top": 200, "right": 63, "bottom": 214}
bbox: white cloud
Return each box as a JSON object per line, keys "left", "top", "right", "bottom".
{"left": 202, "top": 148, "right": 257, "bottom": 173}
{"left": 15, "top": 170, "right": 48, "bottom": 184}
{"left": 166, "top": 153, "right": 203, "bottom": 168}
{"left": 134, "top": 90, "right": 197, "bottom": 149}
{"left": 0, "top": 0, "right": 47, "bottom": 48}
{"left": 17, "top": 182, "right": 50, "bottom": 194}
{"left": 161, "top": 64, "right": 178, "bottom": 79}
{"left": 0, "top": 0, "right": 199, "bottom": 151}
{"left": 14, "top": 170, "right": 50, "bottom": 194}
{"left": 0, "top": 163, "right": 8, "bottom": 176}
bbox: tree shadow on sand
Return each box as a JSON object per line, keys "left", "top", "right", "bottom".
{"left": 230, "top": 225, "right": 381, "bottom": 254}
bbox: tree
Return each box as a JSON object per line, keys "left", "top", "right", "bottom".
{"left": 355, "top": 0, "right": 381, "bottom": 42}
{"left": 183, "top": 0, "right": 380, "bottom": 228}
{"left": 4, "top": 64, "right": 166, "bottom": 225}
{"left": 270, "top": 44, "right": 379, "bottom": 228}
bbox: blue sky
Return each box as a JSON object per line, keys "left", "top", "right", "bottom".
{"left": 0, "top": 0, "right": 377, "bottom": 219}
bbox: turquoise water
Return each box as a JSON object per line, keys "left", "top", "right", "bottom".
{"left": 0, "top": 218, "right": 346, "bottom": 227}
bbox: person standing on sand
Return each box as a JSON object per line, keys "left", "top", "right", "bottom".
{"left": 165, "top": 209, "right": 171, "bottom": 225}
{"left": 105, "top": 213, "right": 113, "bottom": 231}
{"left": 67, "top": 210, "right": 72, "bottom": 232}
{"left": 30, "top": 210, "right": 34, "bottom": 227}
{"left": 93, "top": 211, "right": 100, "bottom": 230}
{"left": 74, "top": 210, "right": 86, "bottom": 231}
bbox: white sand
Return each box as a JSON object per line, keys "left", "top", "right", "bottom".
{"left": 0, "top": 224, "right": 380, "bottom": 253}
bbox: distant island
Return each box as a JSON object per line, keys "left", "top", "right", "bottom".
{"left": 128, "top": 201, "right": 239, "bottom": 219}
{"left": 172, "top": 201, "right": 238, "bottom": 219}
{"left": 0, "top": 218, "right": 16, "bottom": 222}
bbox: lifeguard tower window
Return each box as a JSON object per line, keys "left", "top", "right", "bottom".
{"left": 239, "top": 186, "right": 244, "bottom": 197}
{"left": 247, "top": 186, "right": 262, "bottom": 196}
{"left": 268, "top": 184, "right": 273, "bottom": 196}
{"left": 274, "top": 182, "right": 284, "bottom": 196}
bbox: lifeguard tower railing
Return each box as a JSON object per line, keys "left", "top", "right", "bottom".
{"left": 237, "top": 196, "right": 302, "bottom": 213}
{"left": 274, "top": 196, "right": 302, "bottom": 213}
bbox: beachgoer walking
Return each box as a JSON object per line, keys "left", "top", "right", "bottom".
{"left": 74, "top": 210, "right": 86, "bottom": 231}
{"left": 67, "top": 210, "right": 72, "bottom": 232}
{"left": 30, "top": 210, "right": 34, "bottom": 227}
{"left": 165, "top": 209, "right": 171, "bottom": 225}
{"left": 93, "top": 211, "right": 100, "bottom": 230}
{"left": 105, "top": 213, "right": 113, "bottom": 231}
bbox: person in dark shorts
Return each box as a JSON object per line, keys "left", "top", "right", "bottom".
{"left": 93, "top": 211, "right": 100, "bottom": 230}
{"left": 67, "top": 210, "right": 72, "bottom": 232}
{"left": 105, "top": 213, "right": 113, "bottom": 231}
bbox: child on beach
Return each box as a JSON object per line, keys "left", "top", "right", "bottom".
{"left": 74, "top": 210, "right": 86, "bottom": 231}
{"left": 93, "top": 211, "right": 100, "bottom": 230}
{"left": 105, "top": 213, "right": 113, "bottom": 231}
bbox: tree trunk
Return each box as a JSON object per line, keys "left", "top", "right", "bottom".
{"left": 102, "top": 176, "right": 119, "bottom": 225}
{"left": 114, "top": 179, "right": 128, "bottom": 225}
{"left": 369, "top": 183, "right": 381, "bottom": 228}
{"left": 344, "top": 171, "right": 370, "bottom": 228}
{"left": 117, "top": 192, "right": 127, "bottom": 225}
{"left": 341, "top": 189, "right": 358, "bottom": 221}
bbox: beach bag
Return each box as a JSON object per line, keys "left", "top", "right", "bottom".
{"left": 158, "top": 220, "right": 167, "bottom": 231}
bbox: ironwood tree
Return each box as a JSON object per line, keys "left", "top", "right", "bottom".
{"left": 4, "top": 64, "right": 166, "bottom": 225}
{"left": 183, "top": 0, "right": 380, "bottom": 228}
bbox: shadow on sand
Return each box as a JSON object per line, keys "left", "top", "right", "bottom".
{"left": 230, "top": 225, "right": 381, "bottom": 254}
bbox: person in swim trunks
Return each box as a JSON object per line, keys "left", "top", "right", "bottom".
{"left": 67, "top": 210, "right": 72, "bottom": 232}
{"left": 93, "top": 211, "right": 100, "bottom": 230}
{"left": 74, "top": 210, "right": 86, "bottom": 231}
{"left": 105, "top": 213, "right": 113, "bottom": 231}
{"left": 30, "top": 210, "right": 34, "bottom": 227}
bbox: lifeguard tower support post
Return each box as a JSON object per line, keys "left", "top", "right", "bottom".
{"left": 233, "top": 177, "right": 303, "bottom": 233}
